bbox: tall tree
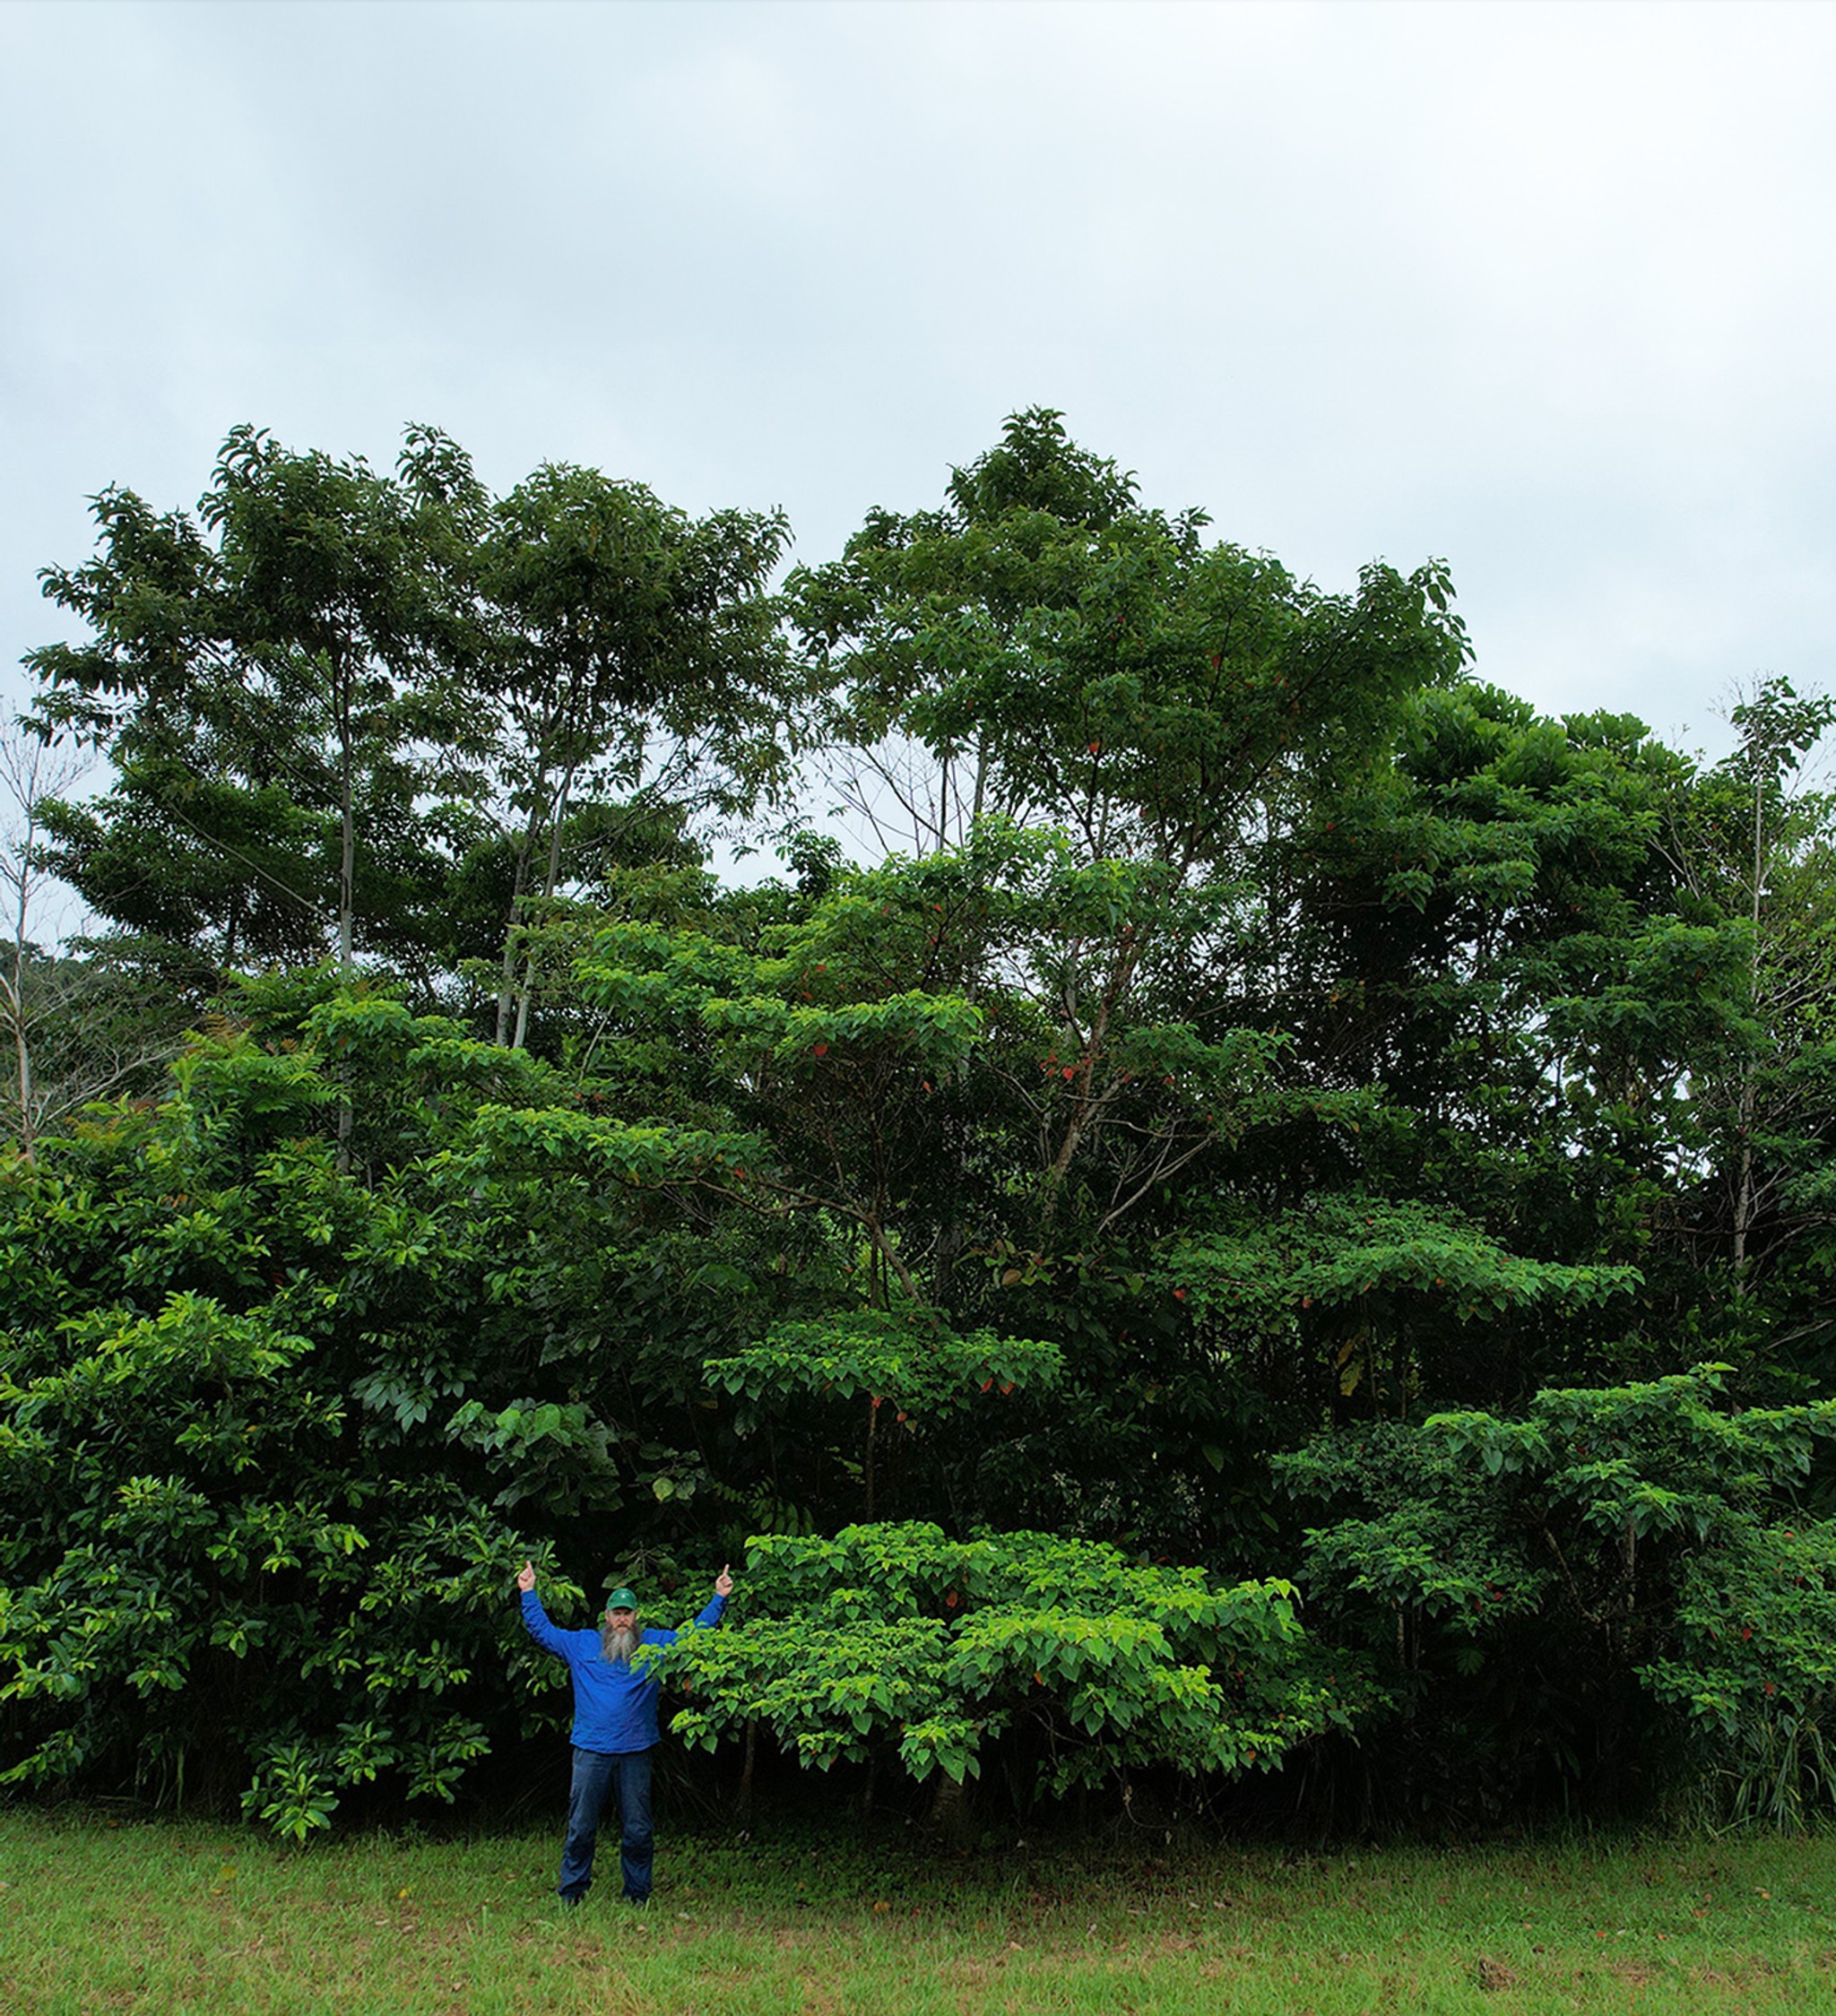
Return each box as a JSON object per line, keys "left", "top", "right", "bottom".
{"left": 1657, "top": 677, "right": 1836, "bottom": 1286}
{"left": 792, "top": 408, "right": 1470, "bottom": 874}
{"left": 0, "top": 723, "right": 178, "bottom": 1152}
{"left": 27, "top": 430, "right": 806, "bottom": 1040}
{"left": 475, "top": 464, "right": 795, "bottom": 1046}
{"left": 27, "top": 425, "right": 489, "bottom": 990}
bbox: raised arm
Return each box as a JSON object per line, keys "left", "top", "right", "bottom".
{"left": 689, "top": 1562, "right": 734, "bottom": 1631}
{"left": 515, "top": 1561, "right": 574, "bottom": 1659}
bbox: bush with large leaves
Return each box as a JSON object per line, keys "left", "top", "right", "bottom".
{"left": 0, "top": 979, "right": 766, "bottom": 1835}
{"left": 1281, "top": 1367, "right": 1836, "bottom": 1823}
{"left": 651, "top": 1521, "right": 1359, "bottom": 1802}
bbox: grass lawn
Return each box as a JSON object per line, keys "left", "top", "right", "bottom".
{"left": 4, "top": 1806, "right": 1834, "bottom": 2014}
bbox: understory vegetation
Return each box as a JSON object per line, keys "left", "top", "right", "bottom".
{"left": 5, "top": 411, "right": 1836, "bottom": 1839}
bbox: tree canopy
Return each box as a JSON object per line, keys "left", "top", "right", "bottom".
{"left": 5, "top": 412, "right": 1836, "bottom": 1838}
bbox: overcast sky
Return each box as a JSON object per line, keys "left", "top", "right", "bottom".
{"left": 4, "top": 0, "right": 1833, "bottom": 801}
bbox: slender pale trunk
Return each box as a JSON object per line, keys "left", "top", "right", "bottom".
{"left": 511, "top": 755, "right": 578, "bottom": 1051}
{"left": 5, "top": 811, "right": 30, "bottom": 1155}
{"left": 1732, "top": 1077, "right": 1758, "bottom": 1279}
{"left": 335, "top": 662, "right": 357, "bottom": 977}
{"left": 1732, "top": 772, "right": 1766, "bottom": 1281}
{"left": 334, "top": 662, "right": 356, "bottom": 1162}
{"left": 1038, "top": 953, "right": 1134, "bottom": 1224}
{"left": 496, "top": 687, "right": 570, "bottom": 1047}
{"left": 13, "top": 1015, "right": 31, "bottom": 1159}
{"left": 338, "top": 782, "right": 356, "bottom": 973}
{"left": 493, "top": 828, "right": 536, "bottom": 1046}
{"left": 4, "top": 957, "right": 30, "bottom": 1160}
{"left": 8, "top": 936, "right": 30, "bottom": 1158}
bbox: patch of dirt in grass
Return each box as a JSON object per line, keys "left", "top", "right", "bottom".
{"left": 764, "top": 1923, "right": 864, "bottom": 1955}
{"left": 1130, "top": 1932, "right": 1204, "bottom": 1956}
{"left": 1673, "top": 1952, "right": 1836, "bottom": 1994}
{"left": 1196, "top": 1942, "right": 1259, "bottom": 1970}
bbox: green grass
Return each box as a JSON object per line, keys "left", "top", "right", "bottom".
{"left": 4, "top": 1807, "right": 1836, "bottom": 2013}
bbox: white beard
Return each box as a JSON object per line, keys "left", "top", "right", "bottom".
{"left": 600, "top": 1621, "right": 643, "bottom": 1664}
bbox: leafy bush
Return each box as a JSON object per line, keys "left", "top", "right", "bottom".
{"left": 1281, "top": 1368, "right": 1836, "bottom": 1823}
{"left": 652, "top": 1521, "right": 1359, "bottom": 1801}
{"left": 0, "top": 984, "right": 749, "bottom": 1827}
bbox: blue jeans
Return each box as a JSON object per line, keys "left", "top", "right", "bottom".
{"left": 559, "top": 1746, "right": 654, "bottom": 1902}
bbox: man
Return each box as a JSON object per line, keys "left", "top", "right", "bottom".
{"left": 516, "top": 1558, "right": 733, "bottom": 1907}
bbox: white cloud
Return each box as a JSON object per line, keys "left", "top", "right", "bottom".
{"left": 4, "top": 0, "right": 1833, "bottom": 759}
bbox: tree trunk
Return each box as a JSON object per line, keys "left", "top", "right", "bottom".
{"left": 926, "top": 1770, "right": 974, "bottom": 1843}
{"left": 335, "top": 663, "right": 356, "bottom": 1164}
{"left": 493, "top": 825, "right": 537, "bottom": 1046}
{"left": 735, "top": 1717, "right": 758, "bottom": 1821}
{"left": 1732, "top": 766, "right": 1767, "bottom": 1284}
{"left": 5, "top": 839, "right": 30, "bottom": 1156}
{"left": 512, "top": 756, "right": 578, "bottom": 1051}
{"left": 337, "top": 672, "right": 356, "bottom": 979}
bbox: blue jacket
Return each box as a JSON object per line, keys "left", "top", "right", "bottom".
{"left": 520, "top": 1588, "right": 725, "bottom": 1754}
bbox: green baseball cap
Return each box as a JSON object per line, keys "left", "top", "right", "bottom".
{"left": 605, "top": 1588, "right": 639, "bottom": 1610}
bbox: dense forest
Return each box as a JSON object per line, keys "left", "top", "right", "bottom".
{"left": 4, "top": 411, "right": 1836, "bottom": 1839}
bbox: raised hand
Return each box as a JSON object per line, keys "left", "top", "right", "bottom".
{"left": 516, "top": 1561, "right": 536, "bottom": 1593}
{"left": 714, "top": 1563, "right": 734, "bottom": 1597}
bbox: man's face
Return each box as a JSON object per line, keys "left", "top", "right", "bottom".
{"left": 607, "top": 1605, "right": 637, "bottom": 1631}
